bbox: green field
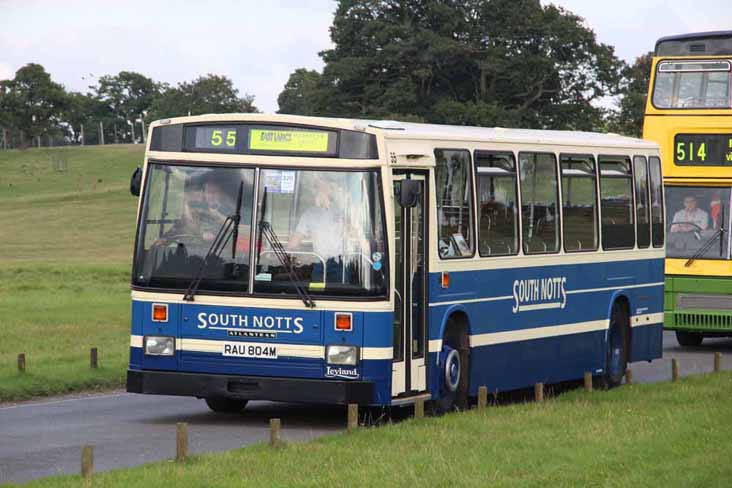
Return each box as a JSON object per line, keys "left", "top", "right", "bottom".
{"left": 0, "top": 144, "right": 144, "bottom": 401}
{"left": 18, "top": 371, "right": 732, "bottom": 487}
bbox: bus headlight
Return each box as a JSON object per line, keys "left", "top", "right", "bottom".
{"left": 326, "top": 345, "right": 358, "bottom": 366}
{"left": 144, "top": 336, "right": 175, "bottom": 356}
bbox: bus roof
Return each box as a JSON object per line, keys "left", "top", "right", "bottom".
{"left": 151, "top": 113, "right": 657, "bottom": 152}
{"left": 655, "top": 31, "right": 732, "bottom": 56}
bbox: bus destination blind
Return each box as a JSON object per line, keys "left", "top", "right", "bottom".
{"left": 249, "top": 128, "right": 330, "bottom": 153}
{"left": 675, "top": 133, "right": 732, "bottom": 166}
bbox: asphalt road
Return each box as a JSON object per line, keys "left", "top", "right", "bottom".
{"left": 2, "top": 330, "right": 731, "bottom": 484}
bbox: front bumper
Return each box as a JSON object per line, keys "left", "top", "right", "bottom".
{"left": 126, "top": 369, "right": 375, "bottom": 405}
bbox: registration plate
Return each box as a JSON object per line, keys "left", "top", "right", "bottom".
{"left": 222, "top": 342, "right": 278, "bottom": 359}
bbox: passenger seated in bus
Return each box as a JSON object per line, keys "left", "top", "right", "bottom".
{"left": 287, "top": 176, "right": 346, "bottom": 283}
{"left": 671, "top": 195, "right": 708, "bottom": 232}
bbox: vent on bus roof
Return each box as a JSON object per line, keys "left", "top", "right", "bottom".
{"left": 689, "top": 43, "right": 707, "bottom": 53}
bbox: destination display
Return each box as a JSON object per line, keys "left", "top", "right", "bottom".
{"left": 674, "top": 133, "right": 732, "bottom": 166}
{"left": 249, "top": 128, "right": 332, "bottom": 153}
{"left": 192, "top": 126, "right": 239, "bottom": 151}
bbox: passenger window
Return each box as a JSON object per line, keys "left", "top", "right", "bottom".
{"left": 435, "top": 149, "right": 474, "bottom": 258}
{"left": 634, "top": 156, "right": 651, "bottom": 248}
{"left": 475, "top": 151, "right": 519, "bottom": 256}
{"left": 561, "top": 155, "right": 598, "bottom": 252}
{"left": 519, "top": 152, "right": 560, "bottom": 254}
{"left": 599, "top": 156, "right": 635, "bottom": 249}
{"left": 649, "top": 156, "right": 665, "bottom": 247}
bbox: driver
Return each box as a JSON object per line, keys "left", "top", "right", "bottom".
{"left": 671, "top": 195, "right": 708, "bottom": 232}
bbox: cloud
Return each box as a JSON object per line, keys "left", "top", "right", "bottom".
{"left": 0, "top": 62, "right": 15, "bottom": 81}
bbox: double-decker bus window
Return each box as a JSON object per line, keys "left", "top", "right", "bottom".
{"left": 561, "top": 155, "right": 598, "bottom": 252}
{"left": 134, "top": 165, "right": 255, "bottom": 292}
{"left": 599, "top": 156, "right": 635, "bottom": 250}
{"left": 666, "top": 187, "right": 730, "bottom": 260}
{"left": 475, "top": 151, "right": 519, "bottom": 256}
{"left": 652, "top": 60, "right": 732, "bottom": 109}
{"left": 519, "top": 152, "right": 559, "bottom": 254}
{"left": 649, "top": 157, "right": 665, "bottom": 247}
{"left": 435, "top": 149, "right": 474, "bottom": 258}
{"left": 634, "top": 156, "right": 651, "bottom": 249}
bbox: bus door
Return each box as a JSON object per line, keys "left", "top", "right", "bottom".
{"left": 392, "top": 172, "right": 427, "bottom": 397}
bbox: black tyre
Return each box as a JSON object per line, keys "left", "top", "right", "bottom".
{"left": 436, "top": 321, "right": 469, "bottom": 413}
{"left": 675, "top": 330, "right": 704, "bottom": 347}
{"left": 603, "top": 301, "right": 629, "bottom": 388}
{"left": 204, "top": 397, "right": 248, "bottom": 413}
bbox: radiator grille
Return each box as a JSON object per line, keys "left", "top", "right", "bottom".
{"left": 673, "top": 312, "right": 732, "bottom": 330}
{"left": 677, "top": 294, "right": 732, "bottom": 311}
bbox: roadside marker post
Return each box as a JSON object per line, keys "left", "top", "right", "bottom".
{"left": 534, "top": 383, "right": 544, "bottom": 403}
{"left": 270, "top": 418, "right": 282, "bottom": 447}
{"left": 176, "top": 423, "right": 188, "bottom": 462}
{"left": 81, "top": 445, "right": 93, "bottom": 478}
{"left": 625, "top": 369, "right": 633, "bottom": 385}
{"left": 714, "top": 352, "right": 721, "bottom": 373}
{"left": 90, "top": 348, "right": 98, "bottom": 369}
{"left": 478, "top": 386, "right": 488, "bottom": 410}
{"left": 347, "top": 403, "right": 358, "bottom": 433}
{"left": 17, "top": 353, "right": 25, "bottom": 373}
{"left": 583, "top": 372, "right": 593, "bottom": 392}
{"left": 672, "top": 359, "right": 679, "bottom": 382}
{"left": 414, "top": 398, "right": 425, "bottom": 419}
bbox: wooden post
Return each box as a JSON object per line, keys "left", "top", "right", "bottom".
{"left": 270, "top": 418, "right": 282, "bottom": 447}
{"left": 714, "top": 352, "right": 721, "bottom": 373}
{"left": 347, "top": 403, "right": 358, "bottom": 433}
{"left": 414, "top": 398, "right": 425, "bottom": 419}
{"left": 534, "top": 383, "right": 544, "bottom": 403}
{"left": 99, "top": 121, "right": 105, "bottom": 145}
{"left": 583, "top": 372, "right": 593, "bottom": 392}
{"left": 672, "top": 359, "right": 679, "bottom": 382}
{"left": 81, "top": 445, "right": 93, "bottom": 478}
{"left": 625, "top": 369, "right": 633, "bottom": 385}
{"left": 90, "top": 348, "right": 98, "bottom": 369}
{"left": 176, "top": 422, "right": 188, "bottom": 462}
{"left": 17, "top": 353, "right": 25, "bottom": 373}
{"left": 80, "top": 124, "right": 85, "bottom": 146}
{"left": 478, "top": 386, "right": 488, "bottom": 410}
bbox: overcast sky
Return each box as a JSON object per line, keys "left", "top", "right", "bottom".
{"left": 1, "top": 0, "right": 730, "bottom": 113}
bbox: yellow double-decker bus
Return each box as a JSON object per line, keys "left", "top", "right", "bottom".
{"left": 643, "top": 31, "right": 732, "bottom": 347}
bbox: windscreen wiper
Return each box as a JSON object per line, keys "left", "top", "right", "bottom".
{"left": 257, "top": 188, "right": 315, "bottom": 308}
{"left": 183, "top": 182, "right": 244, "bottom": 301}
{"left": 685, "top": 206, "right": 725, "bottom": 267}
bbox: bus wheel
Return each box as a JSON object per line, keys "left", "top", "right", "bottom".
{"left": 205, "top": 397, "right": 248, "bottom": 413}
{"left": 436, "top": 326, "right": 469, "bottom": 413}
{"left": 603, "top": 301, "right": 629, "bottom": 388}
{"left": 675, "top": 330, "right": 703, "bottom": 347}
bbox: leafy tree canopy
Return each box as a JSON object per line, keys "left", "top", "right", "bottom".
{"left": 148, "top": 74, "right": 257, "bottom": 120}
{"left": 279, "top": 0, "right": 625, "bottom": 130}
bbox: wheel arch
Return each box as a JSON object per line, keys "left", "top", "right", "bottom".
{"left": 437, "top": 305, "right": 472, "bottom": 348}
{"left": 606, "top": 291, "right": 632, "bottom": 357}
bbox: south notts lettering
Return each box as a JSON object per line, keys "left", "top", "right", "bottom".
{"left": 197, "top": 312, "right": 304, "bottom": 334}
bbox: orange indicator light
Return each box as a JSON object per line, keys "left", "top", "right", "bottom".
{"left": 335, "top": 313, "right": 353, "bottom": 331}
{"left": 441, "top": 272, "right": 450, "bottom": 289}
{"left": 152, "top": 304, "right": 168, "bottom": 322}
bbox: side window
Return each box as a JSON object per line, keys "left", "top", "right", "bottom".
{"left": 561, "top": 155, "right": 598, "bottom": 252}
{"left": 634, "top": 156, "right": 651, "bottom": 248}
{"left": 475, "top": 151, "right": 519, "bottom": 256}
{"left": 519, "top": 152, "right": 560, "bottom": 254}
{"left": 649, "top": 156, "right": 665, "bottom": 247}
{"left": 435, "top": 149, "right": 474, "bottom": 258}
{"left": 599, "top": 156, "right": 635, "bottom": 249}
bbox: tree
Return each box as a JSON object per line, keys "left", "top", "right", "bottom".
{"left": 0, "top": 63, "right": 68, "bottom": 145}
{"left": 148, "top": 74, "right": 257, "bottom": 121}
{"left": 279, "top": 0, "right": 625, "bottom": 130}
{"left": 95, "top": 71, "right": 159, "bottom": 142}
{"left": 609, "top": 52, "right": 653, "bottom": 137}
{"left": 277, "top": 69, "right": 323, "bottom": 115}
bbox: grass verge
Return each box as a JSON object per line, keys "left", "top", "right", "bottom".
{"left": 0, "top": 144, "right": 142, "bottom": 401}
{"left": 18, "top": 372, "right": 732, "bottom": 487}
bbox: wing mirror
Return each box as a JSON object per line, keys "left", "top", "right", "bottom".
{"left": 398, "top": 179, "right": 421, "bottom": 208}
{"left": 130, "top": 167, "right": 142, "bottom": 196}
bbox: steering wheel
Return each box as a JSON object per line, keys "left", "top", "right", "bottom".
{"left": 670, "top": 221, "right": 703, "bottom": 233}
